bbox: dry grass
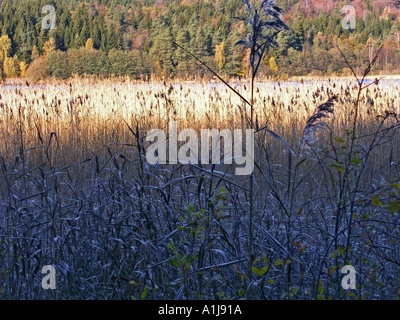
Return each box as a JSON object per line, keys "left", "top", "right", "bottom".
{"left": 0, "top": 77, "right": 400, "bottom": 299}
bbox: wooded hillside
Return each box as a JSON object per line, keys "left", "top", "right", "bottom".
{"left": 1, "top": 0, "right": 400, "bottom": 80}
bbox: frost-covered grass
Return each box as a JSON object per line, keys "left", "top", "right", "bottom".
{"left": 0, "top": 78, "right": 400, "bottom": 299}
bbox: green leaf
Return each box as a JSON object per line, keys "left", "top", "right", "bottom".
{"left": 334, "top": 136, "right": 345, "bottom": 143}
{"left": 167, "top": 242, "right": 174, "bottom": 250}
{"left": 330, "top": 163, "right": 345, "bottom": 173}
{"left": 274, "top": 259, "right": 283, "bottom": 266}
{"left": 251, "top": 265, "right": 269, "bottom": 276}
{"left": 251, "top": 266, "right": 262, "bottom": 275}
{"left": 169, "top": 257, "right": 180, "bottom": 268}
{"left": 317, "top": 279, "right": 325, "bottom": 295}
{"left": 350, "top": 158, "right": 363, "bottom": 165}
{"left": 387, "top": 201, "right": 400, "bottom": 214}
{"left": 371, "top": 195, "right": 383, "bottom": 207}
{"left": 328, "top": 266, "right": 338, "bottom": 275}
{"left": 141, "top": 288, "right": 148, "bottom": 300}
{"left": 330, "top": 249, "right": 340, "bottom": 259}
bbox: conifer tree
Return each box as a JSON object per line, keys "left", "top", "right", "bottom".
{"left": 151, "top": 26, "right": 176, "bottom": 77}
{"left": 176, "top": 29, "right": 192, "bottom": 76}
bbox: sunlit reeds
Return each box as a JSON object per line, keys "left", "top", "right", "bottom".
{"left": 1, "top": 78, "right": 399, "bottom": 167}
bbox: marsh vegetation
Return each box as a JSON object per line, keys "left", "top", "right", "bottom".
{"left": 1, "top": 76, "right": 400, "bottom": 299}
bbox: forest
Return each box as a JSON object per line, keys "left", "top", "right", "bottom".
{"left": 0, "top": 0, "right": 400, "bottom": 80}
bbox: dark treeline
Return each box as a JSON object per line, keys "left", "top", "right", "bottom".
{"left": 1, "top": 0, "right": 400, "bottom": 80}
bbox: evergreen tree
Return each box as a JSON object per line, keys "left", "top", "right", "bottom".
{"left": 79, "top": 23, "right": 90, "bottom": 48}
{"left": 224, "top": 29, "right": 241, "bottom": 77}
{"left": 151, "top": 26, "right": 176, "bottom": 77}
{"left": 0, "top": 35, "right": 12, "bottom": 63}
{"left": 107, "top": 23, "right": 122, "bottom": 51}
{"left": 195, "top": 27, "right": 208, "bottom": 58}
{"left": 49, "top": 50, "right": 70, "bottom": 79}
{"left": 176, "top": 28, "right": 192, "bottom": 76}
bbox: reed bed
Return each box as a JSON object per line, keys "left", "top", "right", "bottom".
{"left": 0, "top": 78, "right": 400, "bottom": 299}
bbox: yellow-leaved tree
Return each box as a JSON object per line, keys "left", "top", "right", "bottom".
{"left": 0, "top": 35, "right": 12, "bottom": 79}
{"left": 269, "top": 56, "right": 278, "bottom": 75}
{"left": 3, "top": 56, "right": 20, "bottom": 78}
{"left": 214, "top": 41, "right": 226, "bottom": 73}
{"left": 43, "top": 37, "right": 56, "bottom": 56}
{"left": 85, "top": 38, "right": 94, "bottom": 51}
{"left": 19, "top": 61, "right": 28, "bottom": 77}
{"left": 31, "top": 45, "right": 40, "bottom": 61}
